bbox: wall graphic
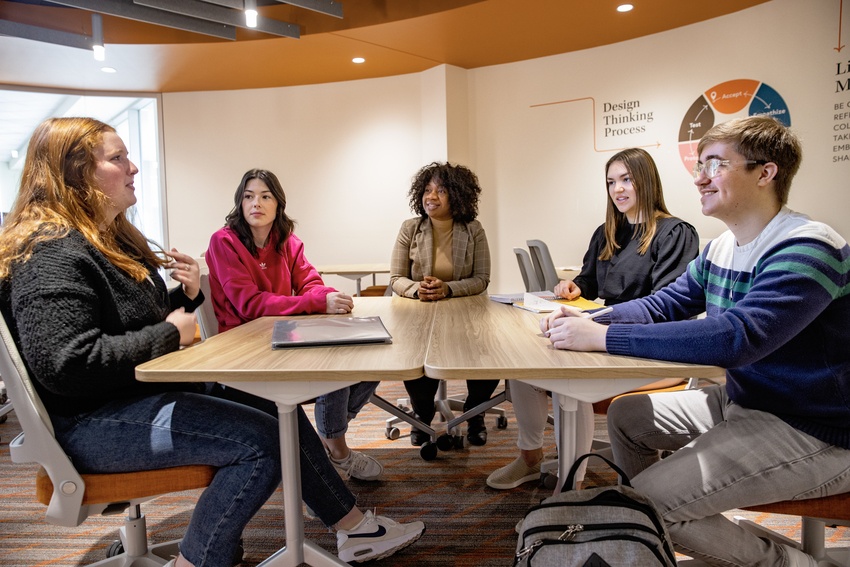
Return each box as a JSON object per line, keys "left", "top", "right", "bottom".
{"left": 678, "top": 79, "right": 791, "bottom": 174}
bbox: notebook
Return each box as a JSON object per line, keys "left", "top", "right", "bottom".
{"left": 490, "top": 291, "right": 602, "bottom": 313}
{"left": 271, "top": 316, "right": 393, "bottom": 349}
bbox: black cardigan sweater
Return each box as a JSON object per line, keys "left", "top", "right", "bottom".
{"left": 0, "top": 230, "right": 204, "bottom": 416}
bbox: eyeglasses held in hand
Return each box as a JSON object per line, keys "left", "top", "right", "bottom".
{"left": 692, "top": 158, "right": 765, "bottom": 180}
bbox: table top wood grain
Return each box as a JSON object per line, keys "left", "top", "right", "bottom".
{"left": 136, "top": 296, "right": 433, "bottom": 383}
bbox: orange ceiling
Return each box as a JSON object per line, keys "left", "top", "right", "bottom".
{"left": 0, "top": 0, "right": 770, "bottom": 93}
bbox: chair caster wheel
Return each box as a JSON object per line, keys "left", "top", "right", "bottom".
{"left": 420, "top": 442, "right": 438, "bottom": 461}
{"left": 497, "top": 416, "right": 508, "bottom": 429}
{"left": 539, "top": 472, "right": 558, "bottom": 490}
{"left": 385, "top": 427, "right": 400, "bottom": 440}
{"left": 436, "top": 434, "right": 454, "bottom": 451}
{"left": 453, "top": 435, "right": 465, "bottom": 449}
{"left": 106, "top": 540, "right": 123, "bottom": 558}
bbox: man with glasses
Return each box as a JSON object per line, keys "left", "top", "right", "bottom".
{"left": 541, "top": 115, "right": 850, "bottom": 566}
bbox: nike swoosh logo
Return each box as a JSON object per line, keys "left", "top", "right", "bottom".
{"left": 347, "top": 525, "right": 387, "bottom": 539}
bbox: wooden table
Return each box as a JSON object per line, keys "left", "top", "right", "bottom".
{"left": 136, "top": 296, "right": 433, "bottom": 567}
{"left": 317, "top": 263, "right": 390, "bottom": 296}
{"left": 136, "top": 294, "right": 724, "bottom": 563}
{"left": 425, "top": 295, "right": 725, "bottom": 491}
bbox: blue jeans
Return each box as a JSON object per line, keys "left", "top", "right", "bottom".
{"left": 314, "top": 382, "right": 378, "bottom": 439}
{"left": 607, "top": 384, "right": 850, "bottom": 566}
{"left": 51, "top": 388, "right": 357, "bottom": 567}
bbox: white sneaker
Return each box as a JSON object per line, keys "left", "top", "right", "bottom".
{"left": 331, "top": 449, "right": 384, "bottom": 481}
{"left": 337, "top": 510, "right": 425, "bottom": 563}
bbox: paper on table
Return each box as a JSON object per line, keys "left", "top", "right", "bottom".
{"left": 513, "top": 293, "right": 602, "bottom": 313}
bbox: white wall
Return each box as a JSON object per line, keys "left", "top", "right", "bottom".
{"left": 162, "top": 0, "right": 848, "bottom": 295}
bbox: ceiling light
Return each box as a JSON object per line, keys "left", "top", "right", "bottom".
{"left": 101, "top": 66, "right": 117, "bottom": 73}
{"left": 92, "top": 13, "right": 105, "bottom": 61}
{"left": 352, "top": 57, "right": 365, "bottom": 64}
{"left": 245, "top": 0, "right": 258, "bottom": 28}
{"left": 617, "top": 4, "right": 634, "bottom": 12}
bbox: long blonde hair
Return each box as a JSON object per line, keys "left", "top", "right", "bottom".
{"left": 600, "top": 148, "right": 671, "bottom": 261}
{"left": 0, "top": 117, "right": 164, "bottom": 281}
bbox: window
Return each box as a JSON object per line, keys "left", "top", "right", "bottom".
{"left": 0, "top": 89, "right": 166, "bottom": 247}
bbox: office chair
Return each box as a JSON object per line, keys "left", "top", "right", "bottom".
{"left": 526, "top": 239, "right": 561, "bottom": 291}
{"left": 734, "top": 494, "right": 850, "bottom": 566}
{"left": 513, "top": 247, "right": 544, "bottom": 292}
{"left": 0, "top": 311, "right": 218, "bottom": 566}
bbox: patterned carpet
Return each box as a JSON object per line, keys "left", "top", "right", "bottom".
{"left": 1, "top": 380, "right": 848, "bottom": 566}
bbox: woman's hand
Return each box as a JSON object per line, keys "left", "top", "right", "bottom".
{"left": 166, "top": 307, "right": 198, "bottom": 346}
{"left": 167, "top": 249, "right": 200, "bottom": 300}
{"left": 418, "top": 275, "right": 449, "bottom": 301}
{"left": 544, "top": 315, "right": 608, "bottom": 352}
{"left": 553, "top": 279, "right": 581, "bottom": 300}
{"left": 326, "top": 291, "right": 354, "bottom": 314}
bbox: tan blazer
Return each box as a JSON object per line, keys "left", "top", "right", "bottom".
{"left": 390, "top": 217, "right": 491, "bottom": 298}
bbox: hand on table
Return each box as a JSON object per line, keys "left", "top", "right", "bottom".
{"left": 418, "top": 275, "right": 450, "bottom": 301}
{"left": 541, "top": 308, "right": 607, "bottom": 352}
{"left": 553, "top": 279, "right": 581, "bottom": 300}
{"left": 326, "top": 291, "right": 354, "bottom": 314}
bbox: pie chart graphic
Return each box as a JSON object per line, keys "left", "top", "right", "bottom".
{"left": 678, "top": 79, "right": 791, "bottom": 174}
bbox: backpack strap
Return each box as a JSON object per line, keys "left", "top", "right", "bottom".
{"left": 563, "top": 452, "right": 633, "bottom": 492}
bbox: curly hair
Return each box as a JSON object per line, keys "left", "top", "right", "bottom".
{"left": 407, "top": 162, "right": 481, "bottom": 223}
{"left": 224, "top": 169, "right": 296, "bottom": 257}
{"left": 0, "top": 117, "right": 165, "bottom": 281}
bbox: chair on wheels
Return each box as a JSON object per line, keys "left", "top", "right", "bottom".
{"left": 0, "top": 311, "right": 218, "bottom": 566}
{"left": 369, "top": 281, "right": 509, "bottom": 460}
{"left": 734, "top": 494, "right": 850, "bottom": 566}
{"left": 526, "top": 239, "right": 561, "bottom": 292}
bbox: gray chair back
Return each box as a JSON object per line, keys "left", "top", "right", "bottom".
{"left": 197, "top": 273, "right": 219, "bottom": 339}
{"left": 527, "top": 239, "right": 560, "bottom": 291}
{"left": 513, "top": 247, "right": 543, "bottom": 292}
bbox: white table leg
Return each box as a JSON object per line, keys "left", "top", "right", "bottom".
{"left": 552, "top": 392, "right": 578, "bottom": 494}
{"left": 256, "top": 402, "right": 348, "bottom": 567}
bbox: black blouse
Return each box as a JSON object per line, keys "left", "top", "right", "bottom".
{"left": 572, "top": 216, "right": 699, "bottom": 305}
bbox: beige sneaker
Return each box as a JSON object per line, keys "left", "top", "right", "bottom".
{"left": 330, "top": 449, "right": 384, "bottom": 481}
{"left": 486, "top": 457, "right": 541, "bottom": 490}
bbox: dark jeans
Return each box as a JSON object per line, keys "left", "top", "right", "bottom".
{"left": 51, "top": 386, "right": 356, "bottom": 567}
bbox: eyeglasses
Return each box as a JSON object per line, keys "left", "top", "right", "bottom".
{"left": 692, "top": 158, "right": 765, "bottom": 180}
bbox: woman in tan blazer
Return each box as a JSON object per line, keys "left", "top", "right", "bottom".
{"left": 390, "top": 162, "right": 496, "bottom": 447}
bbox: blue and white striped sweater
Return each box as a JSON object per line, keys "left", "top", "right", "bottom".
{"left": 605, "top": 208, "right": 850, "bottom": 448}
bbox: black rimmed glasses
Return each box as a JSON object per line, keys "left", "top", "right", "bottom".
{"left": 692, "top": 158, "right": 766, "bottom": 180}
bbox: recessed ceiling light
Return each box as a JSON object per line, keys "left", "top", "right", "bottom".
{"left": 352, "top": 57, "right": 365, "bottom": 64}
{"left": 101, "top": 66, "right": 117, "bottom": 73}
{"left": 617, "top": 4, "right": 634, "bottom": 12}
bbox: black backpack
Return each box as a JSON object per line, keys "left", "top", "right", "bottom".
{"left": 514, "top": 453, "right": 677, "bottom": 566}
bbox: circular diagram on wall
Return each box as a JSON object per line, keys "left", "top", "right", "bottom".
{"left": 678, "top": 79, "right": 791, "bottom": 174}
